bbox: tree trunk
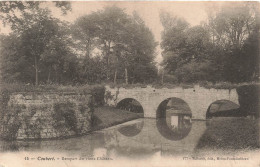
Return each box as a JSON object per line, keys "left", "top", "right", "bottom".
{"left": 114, "top": 69, "right": 117, "bottom": 85}
{"left": 106, "top": 56, "right": 110, "bottom": 80}
{"left": 106, "top": 41, "right": 111, "bottom": 81}
{"left": 125, "top": 67, "right": 128, "bottom": 84}
{"left": 34, "top": 56, "right": 39, "bottom": 86}
{"left": 161, "top": 69, "right": 164, "bottom": 84}
{"left": 54, "top": 66, "right": 58, "bottom": 84}
{"left": 47, "top": 66, "right": 51, "bottom": 84}
{"left": 114, "top": 56, "right": 119, "bottom": 85}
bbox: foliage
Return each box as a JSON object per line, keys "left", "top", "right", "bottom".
{"left": 237, "top": 84, "right": 260, "bottom": 117}
{"left": 0, "top": 118, "right": 20, "bottom": 140}
{"left": 52, "top": 102, "right": 78, "bottom": 133}
{"left": 0, "top": 1, "right": 71, "bottom": 31}
{"left": 0, "top": 2, "right": 259, "bottom": 86}
{"left": 0, "top": 16, "right": 77, "bottom": 85}
{"left": 71, "top": 6, "right": 158, "bottom": 84}
{"left": 104, "top": 90, "right": 114, "bottom": 104}
{"left": 160, "top": 2, "right": 259, "bottom": 83}
{"left": 90, "top": 85, "right": 105, "bottom": 106}
{"left": 0, "top": 5, "right": 158, "bottom": 85}
{"left": 0, "top": 104, "right": 25, "bottom": 140}
{"left": 0, "top": 1, "right": 75, "bottom": 85}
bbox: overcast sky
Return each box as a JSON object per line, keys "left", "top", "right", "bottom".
{"left": 1, "top": 1, "right": 227, "bottom": 64}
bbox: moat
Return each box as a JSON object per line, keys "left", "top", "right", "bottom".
{"left": 1, "top": 116, "right": 259, "bottom": 158}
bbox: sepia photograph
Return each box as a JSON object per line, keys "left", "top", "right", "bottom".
{"left": 0, "top": 1, "right": 259, "bottom": 167}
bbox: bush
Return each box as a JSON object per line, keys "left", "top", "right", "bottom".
{"left": 237, "top": 84, "right": 260, "bottom": 117}
{"left": 163, "top": 74, "right": 178, "bottom": 84}
{"left": 90, "top": 85, "right": 105, "bottom": 106}
{"left": 0, "top": 104, "right": 25, "bottom": 140}
{"left": 52, "top": 102, "right": 78, "bottom": 133}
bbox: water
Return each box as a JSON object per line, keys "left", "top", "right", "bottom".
{"left": 0, "top": 117, "right": 259, "bottom": 160}
{"left": 0, "top": 119, "right": 227, "bottom": 155}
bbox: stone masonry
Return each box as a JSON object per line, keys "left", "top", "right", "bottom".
{"left": 2, "top": 92, "right": 93, "bottom": 140}
{"left": 105, "top": 85, "right": 239, "bottom": 120}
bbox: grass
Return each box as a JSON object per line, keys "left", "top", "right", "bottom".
{"left": 91, "top": 106, "right": 143, "bottom": 131}
{"left": 195, "top": 117, "right": 259, "bottom": 151}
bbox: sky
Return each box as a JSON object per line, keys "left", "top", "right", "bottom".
{"left": 0, "top": 1, "right": 226, "bottom": 64}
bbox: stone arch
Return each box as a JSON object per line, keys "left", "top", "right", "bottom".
{"left": 206, "top": 99, "right": 240, "bottom": 119}
{"left": 116, "top": 97, "right": 144, "bottom": 115}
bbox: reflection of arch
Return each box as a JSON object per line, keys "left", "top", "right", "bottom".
{"left": 118, "top": 120, "right": 144, "bottom": 137}
{"left": 116, "top": 98, "right": 144, "bottom": 114}
{"left": 156, "top": 97, "right": 192, "bottom": 141}
{"left": 206, "top": 100, "right": 240, "bottom": 119}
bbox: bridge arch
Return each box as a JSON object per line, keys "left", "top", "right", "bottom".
{"left": 116, "top": 98, "right": 144, "bottom": 115}
{"left": 206, "top": 99, "right": 240, "bottom": 119}
{"left": 155, "top": 97, "right": 192, "bottom": 141}
{"left": 156, "top": 97, "right": 192, "bottom": 118}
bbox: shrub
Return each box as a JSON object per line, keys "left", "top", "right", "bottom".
{"left": 90, "top": 85, "right": 105, "bottom": 106}
{"left": 0, "top": 88, "right": 11, "bottom": 121}
{"left": 237, "top": 84, "right": 260, "bottom": 117}
{"left": 52, "top": 102, "right": 78, "bottom": 133}
{"left": 0, "top": 104, "right": 25, "bottom": 140}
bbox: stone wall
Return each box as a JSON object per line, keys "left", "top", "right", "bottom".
{"left": 0, "top": 92, "right": 93, "bottom": 140}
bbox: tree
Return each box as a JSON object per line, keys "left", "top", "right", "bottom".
{"left": 0, "top": 2, "right": 75, "bottom": 85}
{"left": 0, "top": 34, "right": 35, "bottom": 83}
{"left": 73, "top": 7, "right": 158, "bottom": 84}
{"left": 160, "top": 11, "right": 213, "bottom": 83}
{"left": 1, "top": 4, "right": 158, "bottom": 85}
{"left": 160, "top": 2, "right": 259, "bottom": 83}
{"left": 0, "top": 1, "right": 71, "bottom": 32}
{"left": 207, "top": 2, "right": 259, "bottom": 82}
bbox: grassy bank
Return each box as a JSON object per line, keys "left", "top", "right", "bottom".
{"left": 91, "top": 106, "right": 143, "bottom": 131}
{"left": 195, "top": 117, "right": 259, "bottom": 152}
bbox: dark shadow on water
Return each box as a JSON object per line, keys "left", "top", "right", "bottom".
{"left": 118, "top": 120, "right": 144, "bottom": 137}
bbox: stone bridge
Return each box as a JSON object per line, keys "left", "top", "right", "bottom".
{"left": 105, "top": 85, "right": 239, "bottom": 120}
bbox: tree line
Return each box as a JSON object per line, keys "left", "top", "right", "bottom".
{"left": 160, "top": 2, "right": 259, "bottom": 83}
{"left": 0, "top": 2, "right": 157, "bottom": 85}
{"left": 0, "top": 2, "right": 259, "bottom": 86}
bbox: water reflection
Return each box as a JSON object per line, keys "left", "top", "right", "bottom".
{"left": 0, "top": 118, "right": 207, "bottom": 159}
{"left": 156, "top": 97, "right": 192, "bottom": 141}
{"left": 157, "top": 115, "right": 192, "bottom": 141}
{"left": 118, "top": 120, "right": 144, "bottom": 137}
